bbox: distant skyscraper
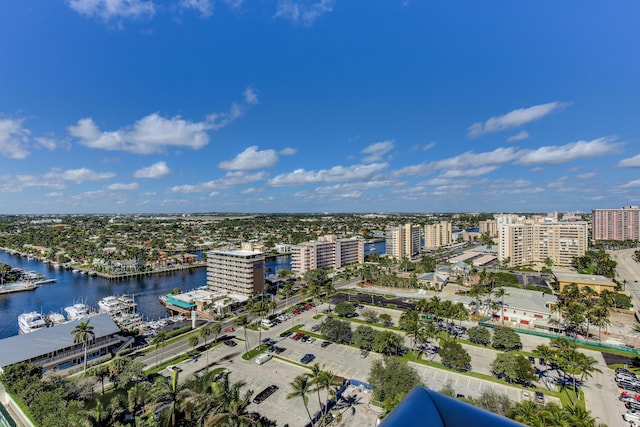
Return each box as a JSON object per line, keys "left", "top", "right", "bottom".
{"left": 592, "top": 206, "right": 640, "bottom": 241}
{"left": 424, "top": 221, "right": 452, "bottom": 250}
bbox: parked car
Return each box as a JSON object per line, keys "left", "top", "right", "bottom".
{"left": 253, "top": 385, "right": 279, "bottom": 404}
{"left": 534, "top": 391, "right": 544, "bottom": 404}
{"left": 360, "top": 350, "right": 369, "bottom": 359}
{"left": 223, "top": 339, "right": 237, "bottom": 347}
{"left": 321, "top": 341, "right": 332, "bottom": 348}
{"left": 223, "top": 327, "right": 235, "bottom": 333}
{"left": 624, "top": 410, "right": 640, "bottom": 423}
{"left": 166, "top": 365, "right": 182, "bottom": 373}
{"left": 306, "top": 337, "right": 316, "bottom": 344}
{"left": 300, "top": 353, "right": 315, "bottom": 364}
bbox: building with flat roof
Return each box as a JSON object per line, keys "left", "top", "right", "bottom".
{"left": 424, "top": 221, "right": 452, "bottom": 250}
{"left": 207, "top": 248, "right": 265, "bottom": 296}
{"left": 291, "top": 235, "right": 364, "bottom": 275}
{"left": 386, "top": 224, "right": 420, "bottom": 260}
{"left": 592, "top": 206, "right": 640, "bottom": 241}
{"left": 0, "top": 314, "right": 127, "bottom": 373}
{"left": 479, "top": 219, "right": 498, "bottom": 237}
{"left": 498, "top": 221, "right": 588, "bottom": 267}
{"left": 553, "top": 271, "right": 617, "bottom": 294}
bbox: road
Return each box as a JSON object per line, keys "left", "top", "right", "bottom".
{"left": 609, "top": 248, "right": 640, "bottom": 308}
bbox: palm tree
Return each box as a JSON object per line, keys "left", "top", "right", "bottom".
{"left": 306, "top": 364, "right": 325, "bottom": 420}
{"left": 206, "top": 372, "right": 257, "bottom": 426}
{"left": 287, "top": 374, "right": 314, "bottom": 424}
{"left": 148, "top": 369, "right": 185, "bottom": 427}
{"left": 590, "top": 305, "right": 610, "bottom": 342}
{"left": 199, "top": 325, "right": 212, "bottom": 371}
{"left": 151, "top": 331, "right": 168, "bottom": 366}
{"left": 72, "top": 319, "right": 95, "bottom": 372}
{"left": 565, "top": 402, "right": 597, "bottom": 427}
{"left": 234, "top": 314, "right": 250, "bottom": 353}
{"left": 493, "top": 287, "right": 509, "bottom": 325}
{"left": 316, "top": 369, "right": 339, "bottom": 421}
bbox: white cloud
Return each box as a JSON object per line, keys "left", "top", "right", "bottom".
{"left": 45, "top": 192, "right": 64, "bottom": 198}
{"left": 412, "top": 142, "right": 436, "bottom": 152}
{"left": 577, "top": 172, "right": 596, "bottom": 179}
{"left": 69, "top": 88, "right": 255, "bottom": 154}
{"left": 275, "top": 0, "right": 334, "bottom": 26}
{"left": 223, "top": 0, "right": 244, "bottom": 9}
{"left": 439, "top": 166, "right": 499, "bottom": 178}
{"left": 179, "top": 0, "right": 213, "bottom": 17}
{"left": 68, "top": 114, "right": 210, "bottom": 154}
{"left": 431, "top": 147, "right": 519, "bottom": 171}
{"left": 244, "top": 86, "right": 259, "bottom": 105}
{"left": 0, "top": 118, "right": 31, "bottom": 159}
{"left": 618, "top": 179, "right": 640, "bottom": 189}
{"left": 219, "top": 146, "right": 279, "bottom": 170}
{"left": 44, "top": 167, "right": 116, "bottom": 183}
{"left": 269, "top": 163, "right": 387, "bottom": 187}
{"left": 361, "top": 140, "right": 395, "bottom": 163}
{"left": 468, "top": 102, "right": 564, "bottom": 138}
{"left": 507, "top": 130, "right": 529, "bottom": 142}
{"left": 517, "top": 137, "right": 621, "bottom": 166}
{"left": 107, "top": 182, "right": 139, "bottom": 190}
{"left": 134, "top": 161, "right": 172, "bottom": 178}
{"left": 279, "top": 147, "right": 297, "bottom": 156}
{"left": 167, "top": 171, "right": 266, "bottom": 193}
{"left": 618, "top": 154, "right": 640, "bottom": 168}
{"left": 67, "top": 0, "right": 155, "bottom": 22}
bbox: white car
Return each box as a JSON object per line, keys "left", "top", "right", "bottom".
{"left": 624, "top": 410, "right": 640, "bottom": 423}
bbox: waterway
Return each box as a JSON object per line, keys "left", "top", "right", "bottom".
{"left": 0, "top": 241, "right": 384, "bottom": 339}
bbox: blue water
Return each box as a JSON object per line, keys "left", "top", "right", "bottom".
{"left": 0, "top": 245, "right": 384, "bottom": 339}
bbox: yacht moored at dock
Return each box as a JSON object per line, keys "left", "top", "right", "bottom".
{"left": 64, "top": 303, "right": 93, "bottom": 321}
{"left": 18, "top": 312, "right": 48, "bottom": 334}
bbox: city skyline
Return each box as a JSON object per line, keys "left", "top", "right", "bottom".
{"left": 1, "top": 1, "right": 639, "bottom": 214}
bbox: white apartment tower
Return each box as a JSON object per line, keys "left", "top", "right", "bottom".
{"left": 498, "top": 222, "right": 588, "bottom": 267}
{"left": 207, "top": 249, "right": 265, "bottom": 296}
{"left": 385, "top": 224, "right": 420, "bottom": 260}
{"left": 424, "top": 221, "right": 452, "bottom": 250}
{"left": 291, "top": 235, "right": 364, "bottom": 275}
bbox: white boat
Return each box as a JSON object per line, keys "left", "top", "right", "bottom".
{"left": 98, "top": 295, "right": 140, "bottom": 330}
{"left": 64, "top": 303, "right": 92, "bottom": 321}
{"left": 47, "top": 312, "right": 67, "bottom": 326}
{"left": 18, "top": 312, "right": 48, "bottom": 334}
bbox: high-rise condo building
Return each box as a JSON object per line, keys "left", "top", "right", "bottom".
{"left": 423, "top": 221, "right": 452, "bottom": 250}
{"left": 207, "top": 248, "right": 265, "bottom": 296}
{"left": 385, "top": 224, "right": 421, "bottom": 260}
{"left": 592, "top": 206, "right": 640, "bottom": 241}
{"left": 479, "top": 219, "right": 498, "bottom": 237}
{"left": 498, "top": 222, "right": 588, "bottom": 267}
{"left": 291, "top": 235, "right": 364, "bottom": 275}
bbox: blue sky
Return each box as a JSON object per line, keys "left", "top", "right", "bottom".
{"left": 1, "top": 1, "right": 639, "bottom": 214}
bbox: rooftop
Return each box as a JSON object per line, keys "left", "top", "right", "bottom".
{"left": 0, "top": 314, "right": 120, "bottom": 368}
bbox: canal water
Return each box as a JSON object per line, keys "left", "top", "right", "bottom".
{"left": 0, "top": 241, "right": 384, "bottom": 339}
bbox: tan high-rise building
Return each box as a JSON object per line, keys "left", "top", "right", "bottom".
{"left": 424, "top": 221, "right": 452, "bottom": 250}
{"left": 498, "top": 222, "right": 588, "bottom": 267}
{"left": 291, "top": 235, "right": 364, "bottom": 275}
{"left": 479, "top": 219, "right": 498, "bottom": 237}
{"left": 207, "top": 249, "right": 265, "bottom": 296}
{"left": 592, "top": 206, "right": 640, "bottom": 241}
{"left": 385, "top": 224, "right": 420, "bottom": 260}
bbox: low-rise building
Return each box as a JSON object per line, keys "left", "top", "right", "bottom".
{"left": 0, "top": 314, "right": 127, "bottom": 373}
{"left": 553, "top": 271, "right": 617, "bottom": 294}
